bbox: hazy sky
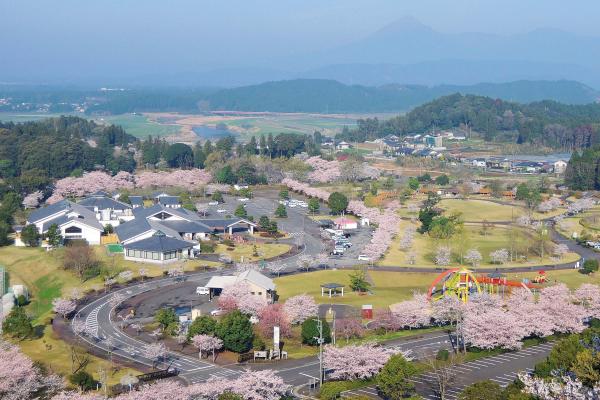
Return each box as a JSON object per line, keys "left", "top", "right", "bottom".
{"left": 2, "top": 0, "right": 599, "bottom": 83}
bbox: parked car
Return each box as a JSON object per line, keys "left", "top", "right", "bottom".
{"left": 208, "top": 201, "right": 219, "bottom": 206}
{"left": 332, "top": 246, "right": 345, "bottom": 255}
{"left": 217, "top": 209, "right": 227, "bottom": 213}
{"left": 336, "top": 241, "right": 352, "bottom": 248}
{"left": 358, "top": 254, "right": 370, "bottom": 261}
{"left": 196, "top": 286, "right": 210, "bottom": 295}
{"left": 210, "top": 309, "right": 226, "bottom": 316}
{"left": 238, "top": 198, "right": 250, "bottom": 202}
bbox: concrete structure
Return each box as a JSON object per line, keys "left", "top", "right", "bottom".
{"left": 205, "top": 269, "right": 276, "bottom": 301}
{"left": 321, "top": 283, "right": 344, "bottom": 297}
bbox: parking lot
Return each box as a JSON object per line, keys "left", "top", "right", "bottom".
{"left": 203, "top": 189, "right": 370, "bottom": 267}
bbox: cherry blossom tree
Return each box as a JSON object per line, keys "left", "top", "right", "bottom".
{"left": 568, "top": 198, "right": 595, "bottom": 215}
{"left": 435, "top": 246, "right": 452, "bottom": 266}
{"left": 112, "top": 380, "right": 190, "bottom": 400}
{"left": 464, "top": 249, "right": 482, "bottom": 268}
{"left": 218, "top": 282, "right": 267, "bottom": 316}
{"left": 575, "top": 283, "right": 600, "bottom": 319}
{"left": 389, "top": 293, "right": 432, "bottom": 329}
{"left": 0, "top": 340, "right": 64, "bottom": 400}
{"left": 369, "top": 309, "right": 401, "bottom": 333}
{"left": 489, "top": 248, "right": 509, "bottom": 264}
{"left": 190, "top": 369, "right": 291, "bottom": 400}
{"left": 323, "top": 343, "right": 392, "bottom": 380}
{"left": 52, "top": 298, "right": 76, "bottom": 319}
{"left": 552, "top": 243, "right": 570, "bottom": 259}
{"left": 516, "top": 215, "right": 531, "bottom": 226}
{"left": 258, "top": 304, "right": 291, "bottom": 338}
{"left": 518, "top": 373, "right": 600, "bottom": 400}
{"left": 192, "top": 334, "right": 223, "bottom": 361}
{"left": 335, "top": 318, "right": 364, "bottom": 342}
{"left": 142, "top": 342, "right": 168, "bottom": 369}
{"left": 283, "top": 294, "right": 319, "bottom": 324}
{"left": 305, "top": 156, "right": 341, "bottom": 183}
{"left": 537, "top": 197, "right": 562, "bottom": 213}
{"left": 22, "top": 191, "right": 43, "bottom": 209}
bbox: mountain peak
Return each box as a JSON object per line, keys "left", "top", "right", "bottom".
{"left": 374, "top": 16, "right": 433, "bottom": 36}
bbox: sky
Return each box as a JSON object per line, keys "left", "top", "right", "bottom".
{"left": 1, "top": 0, "right": 600, "bottom": 84}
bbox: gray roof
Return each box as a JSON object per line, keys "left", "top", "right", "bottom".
{"left": 28, "top": 200, "right": 73, "bottom": 224}
{"left": 129, "top": 196, "right": 143, "bottom": 206}
{"left": 158, "top": 220, "right": 212, "bottom": 234}
{"left": 238, "top": 269, "right": 275, "bottom": 291}
{"left": 78, "top": 196, "right": 131, "bottom": 211}
{"left": 40, "top": 209, "right": 103, "bottom": 232}
{"left": 115, "top": 218, "right": 152, "bottom": 242}
{"left": 123, "top": 232, "right": 194, "bottom": 252}
{"left": 158, "top": 196, "right": 180, "bottom": 206}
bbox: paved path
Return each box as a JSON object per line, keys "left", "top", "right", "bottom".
{"left": 342, "top": 342, "right": 554, "bottom": 400}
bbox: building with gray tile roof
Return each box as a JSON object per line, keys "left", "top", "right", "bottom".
{"left": 123, "top": 231, "right": 194, "bottom": 264}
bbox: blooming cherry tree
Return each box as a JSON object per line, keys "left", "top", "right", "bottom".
{"left": 192, "top": 334, "right": 223, "bottom": 361}
{"left": 323, "top": 343, "right": 392, "bottom": 380}
{"left": 464, "top": 249, "right": 482, "bottom": 268}
{"left": 52, "top": 298, "right": 76, "bottom": 319}
{"left": 142, "top": 342, "right": 168, "bottom": 369}
{"left": 389, "top": 293, "right": 432, "bottom": 329}
{"left": 435, "top": 246, "right": 452, "bottom": 266}
{"left": 489, "top": 248, "right": 509, "bottom": 264}
{"left": 283, "top": 294, "right": 319, "bottom": 324}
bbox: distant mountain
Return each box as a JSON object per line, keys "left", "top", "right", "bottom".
{"left": 205, "top": 79, "right": 599, "bottom": 113}
{"left": 301, "top": 61, "right": 600, "bottom": 88}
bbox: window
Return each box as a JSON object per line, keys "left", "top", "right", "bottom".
{"left": 65, "top": 226, "right": 82, "bottom": 234}
{"left": 152, "top": 252, "right": 159, "bottom": 260}
{"left": 258, "top": 292, "right": 262, "bottom": 296}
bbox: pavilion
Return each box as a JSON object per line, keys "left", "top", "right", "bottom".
{"left": 321, "top": 282, "right": 344, "bottom": 297}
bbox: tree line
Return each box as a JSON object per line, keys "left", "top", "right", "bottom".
{"left": 337, "top": 93, "right": 600, "bottom": 149}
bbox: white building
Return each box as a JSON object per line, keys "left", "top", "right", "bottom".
{"left": 554, "top": 160, "right": 568, "bottom": 174}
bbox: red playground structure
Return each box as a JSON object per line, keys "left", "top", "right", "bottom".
{"left": 428, "top": 267, "right": 543, "bottom": 302}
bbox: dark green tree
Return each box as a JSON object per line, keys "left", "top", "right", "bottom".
{"left": 193, "top": 144, "right": 206, "bottom": 168}
{"left": 2, "top": 306, "right": 34, "bottom": 339}
{"left": 215, "top": 165, "right": 237, "bottom": 184}
{"left": 46, "top": 223, "right": 62, "bottom": 247}
{"left": 301, "top": 319, "right": 331, "bottom": 346}
{"left": 234, "top": 205, "right": 248, "bottom": 218}
{"left": 187, "top": 315, "right": 218, "bottom": 339}
{"left": 274, "top": 204, "right": 287, "bottom": 218}
{"left": 435, "top": 174, "right": 450, "bottom": 185}
{"left": 328, "top": 192, "right": 348, "bottom": 214}
{"left": 212, "top": 191, "right": 224, "bottom": 203}
{"left": 308, "top": 198, "right": 320, "bottom": 214}
{"left": 279, "top": 189, "right": 289, "bottom": 200}
{"left": 408, "top": 177, "right": 420, "bottom": 190}
{"left": 165, "top": 143, "right": 194, "bottom": 168}
{"left": 258, "top": 215, "right": 271, "bottom": 231}
{"left": 458, "top": 380, "right": 503, "bottom": 400}
{"left": 69, "top": 370, "right": 96, "bottom": 391}
{"left": 216, "top": 310, "right": 254, "bottom": 353}
{"left": 154, "top": 308, "right": 178, "bottom": 330}
{"left": 20, "top": 224, "right": 40, "bottom": 247}
{"left": 376, "top": 354, "right": 418, "bottom": 400}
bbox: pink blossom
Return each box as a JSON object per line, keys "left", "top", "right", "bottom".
{"left": 218, "top": 281, "right": 267, "bottom": 316}
{"left": 323, "top": 343, "right": 392, "bottom": 380}
{"left": 335, "top": 318, "right": 364, "bottom": 342}
{"left": 389, "top": 292, "right": 431, "bottom": 329}
{"left": 142, "top": 342, "right": 168, "bottom": 368}
{"left": 305, "top": 156, "right": 341, "bottom": 183}
{"left": 22, "top": 191, "right": 43, "bottom": 208}
{"left": 192, "top": 334, "right": 223, "bottom": 361}
{"left": 258, "top": 304, "right": 292, "bottom": 338}
{"left": 52, "top": 298, "right": 76, "bottom": 319}
{"left": 283, "top": 294, "right": 319, "bottom": 324}
{"left": 189, "top": 369, "right": 291, "bottom": 400}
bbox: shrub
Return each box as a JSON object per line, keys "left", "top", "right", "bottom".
{"left": 2, "top": 306, "right": 33, "bottom": 339}
{"left": 69, "top": 370, "right": 96, "bottom": 391}
{"left": 582, "top": 259, "right": 599, "bottom": 274}
{"left": 376, "top": 354, "right": 417, "bottom": 400}
{"left": 436, "top": 349, "right": 449, "bottom": 361}
{"left": 155, "top": 308, "right": 178, "bottom": 330}
{"left": 200, "top": 241, "right": 216, "bottom": 253}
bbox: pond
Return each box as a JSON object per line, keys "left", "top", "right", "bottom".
{"left": 192, "top": 125, "right": 233, "bottom": 140}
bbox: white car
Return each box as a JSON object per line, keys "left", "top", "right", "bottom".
{"left": 217, "top": 209, "right": 227, "bottom": 213}
{"left": 196, "top": 286, "right": 210, "bottom": 295}
{"left": 210, "top": 309, "right": 226, "bottom": 316}
{"left": 358, "top": 254, "right": 371, "bottom": 261}
{"left": 238, "top": 198, "right": 250, "bottom": 202}
{"left": 208, "top": 201, "right": 219, "bottom": 206}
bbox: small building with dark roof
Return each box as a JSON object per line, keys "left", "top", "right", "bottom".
{"left": 123, "top": 231, "right": 194, "bottom": 263}
{"left": 129, "top": 196, "right": 144, "bottom": 208}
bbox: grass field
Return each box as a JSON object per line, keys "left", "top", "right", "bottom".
{"left": 380, "top": 220, "right": 580, "bottom": 268}
{"left": 214, "top": 242, "right": 291, "bottom": 263}
{"left": 275, "top": 270, "right": 437, "bottom": 310}
{"left": 96, "top": 114, "right": 180, "bottom": 138}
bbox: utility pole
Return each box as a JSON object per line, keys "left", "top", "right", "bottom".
{"left": 314, "top": 318, "right": 325, "bottom": 384}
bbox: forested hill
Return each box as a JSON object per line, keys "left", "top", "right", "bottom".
{"left": 0, "top": 116, "right": 137, "bottom": 191}
{"left": 338, "top": 93, "right": 600, "bottom": 149}
{"left": 205, "top": 79, "right": 599, "bottom": 113}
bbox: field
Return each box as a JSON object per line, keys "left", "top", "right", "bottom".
{"left": 214, "top": 242, "right": 291, "bottom": 263}
{"left": 96, "top": 114, "right": 180, "bottom": 138}
{"left": 439, "top": 198, "right": 564, "bottom": 222}
{"left": 275, "top": 270, "right": 437, "bottom": 310}
{"left": 380, "top": 220, "right": 580, "bottom": 268}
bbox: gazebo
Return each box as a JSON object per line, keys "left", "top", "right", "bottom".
{"left": 321, "top": 283, "right": 344, "bottom": 297}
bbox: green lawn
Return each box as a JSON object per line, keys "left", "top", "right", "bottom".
{"left": 440, "top": 199, "right": 520, "bottom": 222}
{"left": 275, "top": 270, "right": 438, "bottom": 310}
{"left": 96, "top": 114, "right": 180, "bottom": 139}
{"left": 380, "top": 220, "right": 580, "bottom": 269}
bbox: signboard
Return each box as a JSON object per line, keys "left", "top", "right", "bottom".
{"left": 0, "top": 266, "right": 6, "bottom": 297}
{"left": 273, "top": 326, "right": 280, "bottom": 350}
